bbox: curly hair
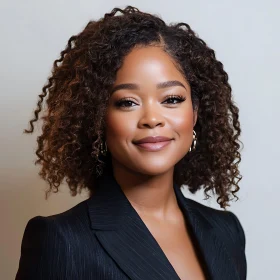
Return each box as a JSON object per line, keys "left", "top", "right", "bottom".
{"left": 24, "top": 6, "right": 243, "bottom": 209}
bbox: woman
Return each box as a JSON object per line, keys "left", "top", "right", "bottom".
{"left": 16, "top": 6, "right": 246, "bottom": 280}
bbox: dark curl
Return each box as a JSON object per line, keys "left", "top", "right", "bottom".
{"left": 24, "top": 6, "right": 243, "bottom": 209}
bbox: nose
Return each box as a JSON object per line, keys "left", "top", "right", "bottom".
{"left": 137, "top": 103, "right": 165, "bottom": 129}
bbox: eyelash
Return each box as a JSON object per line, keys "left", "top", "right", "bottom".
{"left": 115, "top": 95, "right": 186, "bottom": 108}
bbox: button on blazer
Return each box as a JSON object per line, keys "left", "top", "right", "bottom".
{"left": 16, "top": 170, "right": 247, "bottom": 280}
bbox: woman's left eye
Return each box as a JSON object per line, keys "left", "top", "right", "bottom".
{"left": 163, "top": 95, "right": 186, "bottom": 104}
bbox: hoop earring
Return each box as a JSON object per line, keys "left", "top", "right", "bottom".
{"left": 100, "top": 140, "right": 108, "bottom": 156}
{"left": 189, "top": 130, "right": 197, "bottom": 152}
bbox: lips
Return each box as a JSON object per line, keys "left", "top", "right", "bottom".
{"left": 133, "top": 136, "right": 173, "bottom": 152}
{"left": 133, "top": 136, "right": 172, "bottom": 144}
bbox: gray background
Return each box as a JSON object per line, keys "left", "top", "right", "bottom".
{"left": 0, "top": 0, "right": 279, "bottom": 279}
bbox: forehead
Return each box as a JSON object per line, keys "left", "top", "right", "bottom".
{"left": 114, "top": 46, "right": 186, "bottom": 84}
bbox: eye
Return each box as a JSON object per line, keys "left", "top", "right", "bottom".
{"left": 114, "top": 94, "right": 186, "bottom": 108}
{"left": 115, "top": 98, "right": 137, "bottom": 108}
{"left": 163, "top": 94, "right": 186, "bottom": 105}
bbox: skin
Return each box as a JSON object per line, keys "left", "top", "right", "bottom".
{"left": 105, "top": 46, "right": 204, "bottom": 279}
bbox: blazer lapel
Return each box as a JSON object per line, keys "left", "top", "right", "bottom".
{"left": 174, "top": 185, "right": 240, "bottom": 280}
{"left": 87, "top": 169, "right": 240, "bottom": 280}
{"left": 87, "top": 171, "right": 180, "bottom": 280}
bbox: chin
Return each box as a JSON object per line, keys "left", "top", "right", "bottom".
{"left": 130, "top": 163, "right": 174, "bottom": 177}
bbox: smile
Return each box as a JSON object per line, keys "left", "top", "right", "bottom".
{"left": 134, "top": 140, "right": 172, "bottom": 152}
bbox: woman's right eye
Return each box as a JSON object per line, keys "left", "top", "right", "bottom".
{"left": 115, "top": 98, "right": 137, "bottom": 108}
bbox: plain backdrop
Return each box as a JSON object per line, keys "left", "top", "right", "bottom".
{"left": 0, "top": 0, "right": 279, "bottom": 279}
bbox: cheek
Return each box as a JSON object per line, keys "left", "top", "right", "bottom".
{"left": 170, "top": 108, "right": 194, "bottom": 136}
{"left": 105, "top": 111, "right": 135, "bottom": 140}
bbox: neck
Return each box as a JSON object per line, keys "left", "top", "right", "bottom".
{"left": 111, "top": 160, "right": 180, "bottom": 221}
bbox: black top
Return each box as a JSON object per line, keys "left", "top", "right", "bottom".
{"left": 16, "top": 170, "right": 247, "bottom": 280}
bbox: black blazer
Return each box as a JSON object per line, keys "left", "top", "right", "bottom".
{"left": 16, "top": 170, "right": 247, "bottom": 280}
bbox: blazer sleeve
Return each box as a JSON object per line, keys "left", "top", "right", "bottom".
{"left": 228, "top": 212, "right": 247, "bottom": 280}
{"left": 15, "top": 216, "right": 69, "bottom": 280}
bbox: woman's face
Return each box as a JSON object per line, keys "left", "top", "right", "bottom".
{"left": 105, "top": 46, "right": 197, "bottom": 176}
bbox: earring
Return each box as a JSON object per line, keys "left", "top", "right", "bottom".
{"left": 189, "top": 130, "right": 197, "bottom": 152}
{"left": 100, "top": 140, "right": 107, "bottom": 156}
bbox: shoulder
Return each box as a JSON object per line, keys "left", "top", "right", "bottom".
{"left": 19, "top": 198, "right": 91, "bottom": 254}
{"left": 22, "top": 198, "right": 91, "bottom": 242}
{"left": 16, "top": 199, "right": 93, "bottom": 279}
{"left": 184, "top": 197, "right": 246, "bottom": 249}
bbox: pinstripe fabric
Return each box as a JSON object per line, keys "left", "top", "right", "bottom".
{"left": 16, "top": 169, "right": 246, "bottom": 280}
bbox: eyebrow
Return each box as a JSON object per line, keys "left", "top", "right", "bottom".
{"left": 111, "top": 80, "right": 186, "bottom": 94}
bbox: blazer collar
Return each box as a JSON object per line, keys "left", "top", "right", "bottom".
{"left": 87, "top": 170, "right": 240, "bottom": 280}
{"left": 87, "top": 169, "right": 212, "bottom": 231}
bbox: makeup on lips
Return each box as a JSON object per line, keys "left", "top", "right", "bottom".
{"left": 133, "top": 136, "right": 173, "bottom": 152}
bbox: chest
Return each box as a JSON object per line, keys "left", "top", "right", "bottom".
{"left": 142, "top": 216, "right": 207, "bottom": 280}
